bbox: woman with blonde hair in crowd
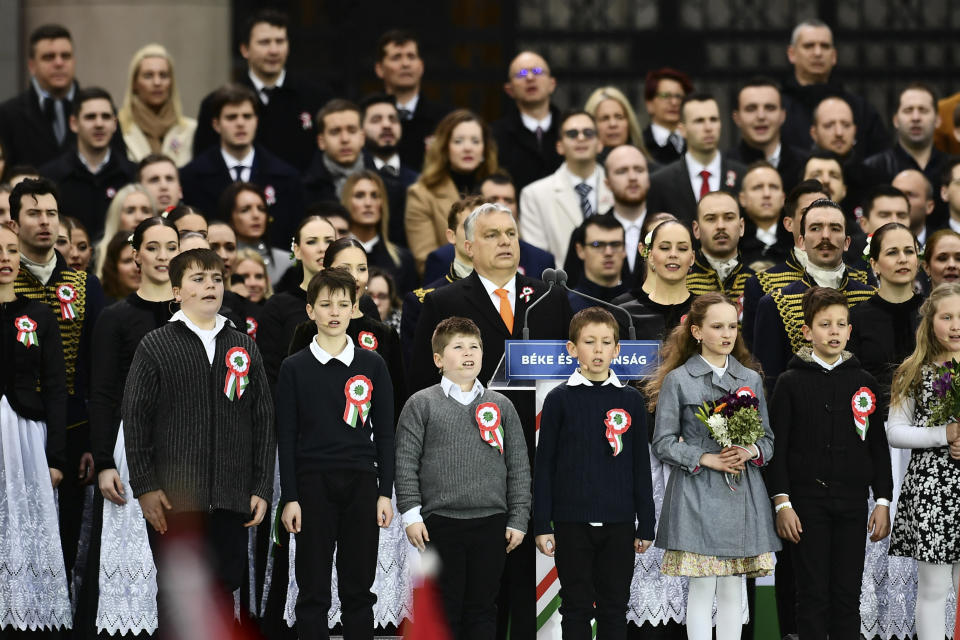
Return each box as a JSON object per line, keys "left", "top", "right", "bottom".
{"left": 405, "top": 109, "right": 498, "bottom": 272}
{"left": 584, "top": 86, "right": 651, "bottom": 164}
{"left": 93, "top": 184, "right": 156, "bottom": 278}
{"left": 118, "top": 43, "right": 197, "bottom": 167}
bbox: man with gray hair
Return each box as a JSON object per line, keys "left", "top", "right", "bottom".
{"left": 410, "top": 201, "right": 571, "bottom": 640}
{"left": 780, "top": 18, "right": 889, "bottom": 158}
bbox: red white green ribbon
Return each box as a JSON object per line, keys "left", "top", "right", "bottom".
{"left": 14, "top": 315, "right": 38, "bottom": 348}
{"left": 851, "top": 386, "right": 876, "bottom": 441}
{"left": 476, "top": 402, "right": 504, "bottom": 454}
{"left": 604, "top": 408, "right": 631, "bottom": 456}
{"left": 344, "top": 375, "right": 373, "bottom": 427}
{"left": 223, "top": 347, "right": 251, "bottom": 400}
{"left": 735, "top": 386, "right": 756, "bottom": 398}
{"left": 520, "top": 286, "right": 534, "bottom": 303}
{"left": 56, "top": 284, "right": 77, "bottom": 320}
{"left": 357, "top": 331, "right": 378, "bottom": 351}
{"left": 245, "top": 317, "right": 258, "bottom": 339}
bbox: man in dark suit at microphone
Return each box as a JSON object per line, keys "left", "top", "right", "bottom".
{"left": 410, "top": 201, "right": 571, "bottom": 640}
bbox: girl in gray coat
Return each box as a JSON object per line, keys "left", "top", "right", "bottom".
{"left": 643, "top": 292, "right": 780, "bottom": 640}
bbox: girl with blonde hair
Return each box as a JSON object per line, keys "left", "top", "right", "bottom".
{"left": 118, "top": 43, "right": 197, "bottom": 166}
{"left": 94, "top": 183, "right": 156, "bottom": 279}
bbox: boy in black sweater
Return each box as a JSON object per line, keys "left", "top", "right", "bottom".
{"left": 768, "top": 286, "right": 893, "bottom": 639}
{"left": 277, "top": 267, "right": 394, "bottom": 640}
{"left": 533, "top": 307, "right": 656, "bottom": 640}
{"left": 123, "top": 249, "right": 275, "bottom": 637}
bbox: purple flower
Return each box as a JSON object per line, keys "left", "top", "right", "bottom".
{"left": 933, "top": 371, "right": 953, "bottom": 399}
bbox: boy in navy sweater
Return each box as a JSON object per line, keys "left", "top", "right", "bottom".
{"left": 277, "top": 267, "right": 394, "bottom": 640}
{"left": 396, "top": 317, "right": 530, "bottom": 640}
{"left": 533, "top": 307, "right": 656, "bottom": 640}
{"left": 768, "top": 286, "right": 892, "bottom": 639}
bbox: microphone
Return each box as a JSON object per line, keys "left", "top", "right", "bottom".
{"left": 521, "top": 268, "right": 557, "bottom": 340}
{"left": 556, "top": 268, "right": 637, "bottom": 340}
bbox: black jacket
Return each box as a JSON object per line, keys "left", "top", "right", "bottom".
{"left": 725, "top": 139, "right": 807, "bottom": 194}
{"left": 193, "top": 72, "right": 331, "bottom": 172}
{"left": 642, "top": 124, "right": 684, "bottom": 166}
{"left": 738, "top": 216, "right": 794, "bottom": 273}
{"left": 179, "top": 145, "right": 304, "bottom": 250}
{"left": 612, "top": 288, "right": 693, "bottom": 341}
{"left": 768, "top": 350, "right": 893, "bottom": 502}
{"left": 363, "top": 150, "right": 419, "bottom": 247}
{"left": 864, "top": 143, "right": 951, "bottom": 228}
{"left": 492, "top": 104, "right": 563, "bottom": 193}
{"left": 366, "top": 237, "right": 419, "bottom": 295}
{"left": 848, "top": 293, "right": 923, "bottom": 404}
{"left": 400, "top": 269, "right": 459, "bottom": 372}
{"left": 410, "top": 270, "right": 572, "bottom": 393}
{"left": 40, "top": 150, "right": 137, "bottom": 240}
{"left": 646, "top": 154, "right": 747, "bottom": 225}
{"left": 301, "top": 150, "right": 338, "bottom": 207}
{"left": 0, "top": 295, "right": 66, "bottom": 470}
{"left": 396, "top": 95, "right": 451, "bottom": 172}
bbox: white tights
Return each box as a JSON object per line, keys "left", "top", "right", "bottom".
{"left": 686, "top": 575, "right": 742, "bottom": 640}
{"left": 916, "top": 561, "right": 960, "bottom": 640}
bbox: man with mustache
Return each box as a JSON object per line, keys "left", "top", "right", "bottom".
{"left": 360, "top": 94, "right": 419, "bottom": 247}
{"left": 752, "top": 198, "right": 875, "bottom": 391}
{"left": 686, "top": 191, "right": 755, "bottom": 306}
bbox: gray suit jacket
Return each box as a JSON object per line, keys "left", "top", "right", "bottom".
{"left": 652, "top": 355, "right": 781, "bottom": 558}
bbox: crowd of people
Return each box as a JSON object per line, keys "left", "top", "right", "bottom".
{"left": 3, "top": 8, "right": 960, "bottom": 640}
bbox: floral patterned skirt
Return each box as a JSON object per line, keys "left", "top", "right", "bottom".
{"left": 661, "top": 550, "right": 774, "bottom": 578}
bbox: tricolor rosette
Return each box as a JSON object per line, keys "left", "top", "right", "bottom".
{"left": 343, "top": 375, "right": 373, "bottom": 428}
{"left": 475, "top": 402, "right": 504, "bottom": 455}
{"left": 520, "top": 286, "right": 534, "bottom": 303}
{"left": 604, "top": 408, "right": 632, "bottom": 456}
{"left": 851, "top": 386, "right": 877, "bottom": 441}
{"left": 246, "top": 317, "right": 258, "bottom": 339}
{"left": 56, "top": 284, "right": 78, "bottom": 320}
{"left": 14, "top": 315, "right": 38, "bottom": 348}
{"left": 734, "top": 386, "right": 756, "bottom": 399}
{"left": 358, "top": 331, "right": 378, "bottom": 351}
{"left": 223, "top": 347, "right": 251, "bottom": 400}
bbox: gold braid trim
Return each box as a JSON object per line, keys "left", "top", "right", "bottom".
{"left": 772, "top": 285, "right": 877, "bottom": 354}
{"left": 756, "top": 267, "right": 803, "bottom": 296}
{"left": 15, "top": 269, "right": 88, "bottom": 395}
{"left": 686, "top": 270, "right": 753, "bottom": 299}
{"left": 412, "top": 287, "right": 435, "bottom": 303}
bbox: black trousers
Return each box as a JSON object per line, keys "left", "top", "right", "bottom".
{"left": 294, "top": 470, "right": 379, "bottom": 640}
{"left": 425, "top": 513, "right": 508, "bottom": 640}
{"left": 774, "top": 544, "right": 796, "bottom": 638}
{"left": 59, "top": 424, "right": 90, "bottom": 577}
{"left": 146, "top": 509, "right": 249, "bottom": 640}
{"left": 553, "top": 522, "right": 635, "bottom": 640}
{"left": 791, "top": 496, "right": 867, "bottom": 640}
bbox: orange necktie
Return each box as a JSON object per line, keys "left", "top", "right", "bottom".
{"left": 494, "top": 288, "right": 514, "bottom": 333}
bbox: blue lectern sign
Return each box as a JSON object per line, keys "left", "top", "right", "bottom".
{"left": 503, "top": 340, "right": 660, "bottom": 380}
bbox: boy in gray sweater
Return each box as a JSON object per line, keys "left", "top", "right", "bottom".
{"left": 395, "top": 316, "right": 530, "bottom": 640}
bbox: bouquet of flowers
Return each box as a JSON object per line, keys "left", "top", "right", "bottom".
{"left": 695, "top": 386, "right": 766, "bottom": 490}
{"left": 930, "top": 359, "right": 960, "bottom": 468}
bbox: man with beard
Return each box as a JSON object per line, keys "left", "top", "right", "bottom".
{"left": 686, "top": 191, "right": 754, "bottom": 305}
{"left": 360, "top": 94, "right": 419, "bottom": 247}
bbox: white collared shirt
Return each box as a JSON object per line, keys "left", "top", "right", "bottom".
{"left": 372, "top": 153, "right": 401, "bottom": 173}
{"left": 248, "top": 69, "right": 286, "bottom": 104}
{"left": 649, "top": 122, "right": 672, "bottom": 147}
{"left": 767, "top": 142, "right": 782, "bottom": 168}
{"left": 520, "top": 111, "right": 552, "bottom": 134}
{"left": 612, "top": 208, "right": 647, "bottom": 271}
{"left": 439, "top": 376, "right": 484, "bottom": 405}
{"left": 170, "top": 310, "right": 227, "bottom": 365}
{"left": 355, "top": 234, "right": 380, "bottom": 254}
{"left": 78, "top": 148, "right": 111, "bottom": 175}
{"left": 917, "top": 226, "right": 927, "bottom": 247}
{"left": 309, "top": 335, "right": 355, "bottom": 366}
{"left": 811, "top": 351, "right": 842, "bottom": 371}
{"left": 396, "top": 93, "right": 420, "bottom": 115}
{"left": 222, "top": 147, "right": 255, "bottom": 183}
{"left": 476, "top": 273, "right": 517, "bottom": 318}
{"left": 755, "top": 224, "right": 778, "bottom": 248}
{"left": 566, "top": 368, "right": 624, "bottom": 387}
{"left": 564, "top": 164, "right": 602, "bottom": 215}
{"left": 949, "top": 217, "right": 960, "bottom": 235}
{"left": 685, "top": 152, "right": 722, "bottom": 202}
{"left": 699, "top": 354, "right": 729, "bottom": 379}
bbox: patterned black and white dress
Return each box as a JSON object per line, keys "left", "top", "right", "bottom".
{"left": 889, "top": 366, "right": 960, "bottom": 563}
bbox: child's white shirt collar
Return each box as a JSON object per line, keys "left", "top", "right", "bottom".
{"left": 310, "top": 335, "right": 354, "bottom": 365}
{"left": 811, "top": 351, "right": 842, "bottom": 371}
{"left": 170, "top": 310, "right": 226, "bottom": 365}
{"left": 440, "top": 376, "right": 484, "bottom": 406}
{"left": 699, "top": 354, "right": 729, "bottom": 379}
{"left": 566, "top": 368, "right": 624, "bottom": 387}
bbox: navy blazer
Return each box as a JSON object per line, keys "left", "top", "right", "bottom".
{"left": 180, "top": 145, "right": 304, "bottom": 250}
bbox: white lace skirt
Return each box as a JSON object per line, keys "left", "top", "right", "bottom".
{"left": 283, "top": 491, "right": 417, "bottom": 628}
{"left": 96, "top": 422, "right": 158, "bottom": 635}
{"left": 0, "top": 396, "right": 72, "bottom": 631}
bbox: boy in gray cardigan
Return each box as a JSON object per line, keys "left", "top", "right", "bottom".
{"left": 395, "top": 316, "right": 530, "bottom": 640}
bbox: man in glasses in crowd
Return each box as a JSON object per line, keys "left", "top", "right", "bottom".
{"left": 518, "top": 110, "right": 614, "bottom": 266}
{"left": 642, "top": 67, "right": 695, "bottom": 166}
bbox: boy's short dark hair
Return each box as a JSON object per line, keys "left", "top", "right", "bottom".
{"left": 29, "top": 24, "right": 71, "bottom": 57}
{"left": 72, "top": 87, "right": 116, "bottom": 117}
{"left": 431, "top": 316, "right": 483, "bottom": 355}
{"left": 210, "top": 83, "right": 259, "bottom": 120}
{"left": 316, "top": 99, "right": 361, "bottom": 134}
{"left": 137, "top": 153, "right": 177, "bottom": 181}
{"left": 243, "top": 8, "right": 288, "bottom": 45}
{"left": 170, "top": 248, "right": 225, "bottom": 288}
{"left": 802, "top": 286, "right": 849, "bottom": 326}
{"left": 306, "top": 267, "right": 357, "bottom": 307}
{"left": 10, "top": 177, "right": 59, "bottom": 222}
{"left": 447, "top": 195, "right": 487, "bottom": 232}
{"left": 569, "top": 307, "right": 620, "bottom": 344}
